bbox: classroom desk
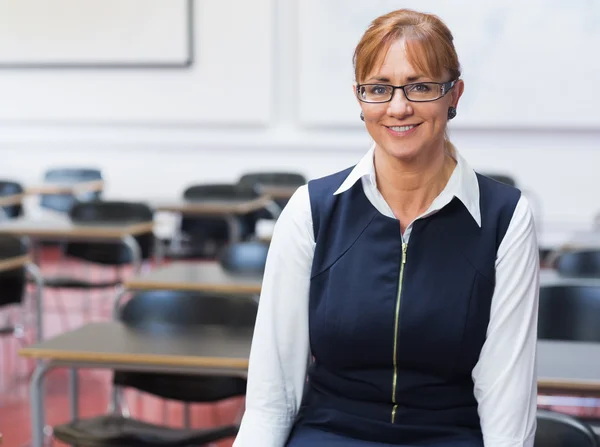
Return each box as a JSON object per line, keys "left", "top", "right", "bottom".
{"left": 20, "top": 321, "right": 251, "bottom": 447}
{"left": 539, "top": 269, "right": 600, "bottom": 287}
{"left": 20, "top": 320, "right": 600, "bottom": 447}
{"left": 153, "top": 197, "right": 272, "bottom": 243}
{"left": 538, "top": 340, "right": 600, "bottom": 396}
{"left": 25, "top": 179, "right": 104, "bottom": 196}
{"left": 0, "top": 253, "right": 44, "bottom": 342}
{"left": 0, "top": 193, "right": 24, "bottom": 208}
{"left": 124, "top": 261, "right": 262, "bottom": 294}
{"left": 0, "top": 216, "right": 154, "bottom": 271}
{"left": 542, "top": 230, "right": 600, "bottom": 265}
{"left": 115, "top": 261, "right": 262, "bottom": 316}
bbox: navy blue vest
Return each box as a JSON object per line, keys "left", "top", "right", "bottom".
{"left": 294, "top": 168, "right": 520, "bottom": 445}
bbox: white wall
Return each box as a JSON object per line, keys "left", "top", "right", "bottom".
{"left": 0, "top": 0, "right": 598, "bottom": 244}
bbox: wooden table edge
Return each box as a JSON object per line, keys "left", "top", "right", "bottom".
{"left": 18, "top": 348, "right": 248, "bottom": 370}
{"left": 25, "top": 180, "right": 104, "bottom": 195}
{"left": 538, "top": 378, "right": 600, "bottom": 395}
{"left": 0, "top": 254, "right": 30, "bottom": 272}
{"left": 123, "top": 280, "right": 261, "bottom": 294}
{"left": 0, "top": 221, "right": 154, "bottom": 238}
{"left": 0, "top": 193, "right": 25, "bottom": 207}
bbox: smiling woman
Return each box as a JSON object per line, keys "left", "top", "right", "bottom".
{"left": 234, "top": 8, "right": 539, "bottom": 447}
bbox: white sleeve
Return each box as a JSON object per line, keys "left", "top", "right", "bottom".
{"left": 233, "top": 185, "right": 315, "bottom": 447}
{"left": 472, "top": 195, "right": 540, "bottom": 447}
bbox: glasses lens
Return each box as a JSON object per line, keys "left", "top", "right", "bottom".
{"left": 404, "top": 83, "right": 443, "bottom": 101}
{"left": 358, "top": 84, "right": 393, "bottom": 103}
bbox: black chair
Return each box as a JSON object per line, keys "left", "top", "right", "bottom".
{"left": 42, "top": 201, "right": 154, "bottom": 329}
{"left": 0, "top": 235, "right": 43, "bottom": 345}
{"left": 219, "top": 240, "right": 269, "bottom": 275}
{"left": 538, "top": 285, "right": 600, "bottom": 342}
{"left": 535, "top": 409, "right": 598, "bottom": 446}
{"left": 555, "top": 251, "right": 600, "bottom": 279}
{"left": 40, "top": 167, "right": 103, "bottom": 214}
{"left": 52, "top": 290, "right": 257, "bottom": 447}
{"left": 0, "top": 180, "right": 24, "bottom": 219}
{"left": 173, "top": 183, "right": 260, "bottom": 259}
{"left": 238, "top": 171, "right": 306, "bottom": 217}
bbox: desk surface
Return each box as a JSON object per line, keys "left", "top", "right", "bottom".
{"left": 539, "top": 269, "right": 600, "bottom": 287}
{"left": 538, "top": 340, "right": 600, "bottom": 394}
{"left": 153, "top": 197, "right": 270, "bottom": 215}
{"left": 25, "top": 179, "right": 104, "bottom": 196}
{"left": 19, "top": 321, "right": 251, "bottom": 371}
{"left": 0, "top": 254, "right": 29, "bottom": 273}
{"left": 19, "top": 320, "right": 600, "bottom": 395}
{"left": 0, "top": 193, "right": 24, "bottom": 207}
{"left": 0, "top": 217, "right": 154, "bottom": 238}
{"left": 125, "top": 261, "right": 262, "bottom": 294}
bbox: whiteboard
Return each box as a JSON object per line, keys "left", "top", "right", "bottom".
{"left": 298, "top": 0, "right": 600, "bottom": 129}
{"left": 0, "top": 0, "right": 191, "bottom": 67}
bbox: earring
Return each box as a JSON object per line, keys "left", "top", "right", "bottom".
{"left": 360, "top": 111, "right": 365, "bottom": 121}
{"left": 447, "top": 106, "right": 457, "bottom": 120}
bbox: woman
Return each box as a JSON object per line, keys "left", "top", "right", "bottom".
{"left": 234, "top": 8, "right": 539, "bottom": 447}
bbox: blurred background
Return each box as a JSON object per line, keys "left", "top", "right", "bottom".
{"left": 0, "top": 1, "right": 599, "bottom": 446}
{"left": 0, "top": 0, "right": 597, "bottom": 244}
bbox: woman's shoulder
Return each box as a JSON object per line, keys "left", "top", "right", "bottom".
{"left": 307, "top": 166, "right": 356, "bottom": 203}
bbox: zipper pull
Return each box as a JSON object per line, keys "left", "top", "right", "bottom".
{"left": 402, "top": 243, "right": 407, "bottom": 263}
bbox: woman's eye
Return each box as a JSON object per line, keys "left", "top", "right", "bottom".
{"left": 369, "top": 85, "right": 388, "bottom": 95}
{"left": 410, "top": 83, "right": 431, "bottom": 92}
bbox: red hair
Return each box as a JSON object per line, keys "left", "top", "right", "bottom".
{"left": 353, "top": 9, "right": 461, "bottom": 83}
{"left": 353, "top": 9, "right": 462, "bottom": 156}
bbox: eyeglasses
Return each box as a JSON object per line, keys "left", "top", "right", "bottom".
{"left": 356, "top": 80, "right": 456, "bottom": 103}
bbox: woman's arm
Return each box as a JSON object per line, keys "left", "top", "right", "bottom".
{"left": 233, "top": 186, "right": 315, "bottom": 446}
{"left": 472, "top": 195, "right": 540, "bottom": 447}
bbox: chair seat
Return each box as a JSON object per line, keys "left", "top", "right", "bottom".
{"left": 113, "top": 372, "right": 247, "bottom": 403}
{"left": 52, "top": 414, "right": 238, "bottom": 447}
{"left": 0, "top": 325, "right": 14, "bottom": 336}
{"left": 40, "top": 276, "right": 122, "bottom": 289}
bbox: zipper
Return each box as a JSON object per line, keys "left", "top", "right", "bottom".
{"left": 391, "top": 241, "right": 407, "bottom": 423}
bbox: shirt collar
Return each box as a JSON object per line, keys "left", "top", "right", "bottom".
{"left": 333, "top": 144, "right": 482, "bottom": 227}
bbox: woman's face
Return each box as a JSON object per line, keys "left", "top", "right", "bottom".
{"left": 356, "top": 39, "right": 464, "bottom": 162}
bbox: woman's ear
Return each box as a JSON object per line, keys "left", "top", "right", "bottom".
{"left": 451, "top": 79, "right": 465, "bottom": 108}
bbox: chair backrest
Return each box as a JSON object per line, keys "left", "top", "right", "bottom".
{"left": 64, "top": 201, "right": 154, "bottom": 265}
{"left": 219, "top": 241, "right": 269, "bottom": 275}
{"left": 114, "top": 290, "right": 256, "bottom": 402}
{"left": 40, "top": 168, "right": 103, "bottom": 213}
{"left": 119, "top": 290, "right": 258, "bottom": 330}
{"left": 0, "top": 235, "right": 27, "bottom": 309}
{"left": 482, "top": 173, "right": 517, "bottom": 187}
{"left": 180, "top": 184, "right": 259, "bottom": 247}
{"left": 237, "top": 172, "right": 306, "bottom": 191}
{"left": 555, "top": 251, "right": 600, "bottom": 278}
{"left": 535, "top": 409, "right": 598, "bottom": 447}
{"left": 183, "top": 183, "right": 259, "bottom": 201}
{"left": 538, "top": 284, "right": 600, "bottom": 342}
{"left": 0, "top": 180, "right": 24, "bottom": 219}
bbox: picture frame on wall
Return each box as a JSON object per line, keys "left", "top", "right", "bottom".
{"left": 0, "top": 0, "right": 194, "bottom": 69}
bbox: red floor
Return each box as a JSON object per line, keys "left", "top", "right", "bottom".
{"left": 1, "top": 248, "right": 599, "bottom": 446}
{"left": 0, "top": 248, "right": 242, "bottom": 447}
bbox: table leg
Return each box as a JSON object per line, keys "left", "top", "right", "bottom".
{"left": 30, "top": 361, "right": 52, "bottom": 447}
{"left": 112, "top": 287, "right": 127, "bottom": 320}
{"left": 122, "top": 235, "right": 142, "bottom": 273}
{"left": 69, "top": 368, "right": 79, "bottom": 421}
{"left": 26, "top": 263, "right": 44, "bottom": 342}
{"left": 153, "top": 233, "right": 165, "bottom": 266}
{"left": 225, "top": 215, "right": 242, "bottom": 244}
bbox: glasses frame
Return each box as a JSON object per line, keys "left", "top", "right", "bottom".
{"left": 356, "top": 80, "right": 456, "bottom": 103}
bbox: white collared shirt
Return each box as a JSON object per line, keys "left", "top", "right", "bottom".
{"left": 234, "top": 147, "right": 539, "bottom": 447}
